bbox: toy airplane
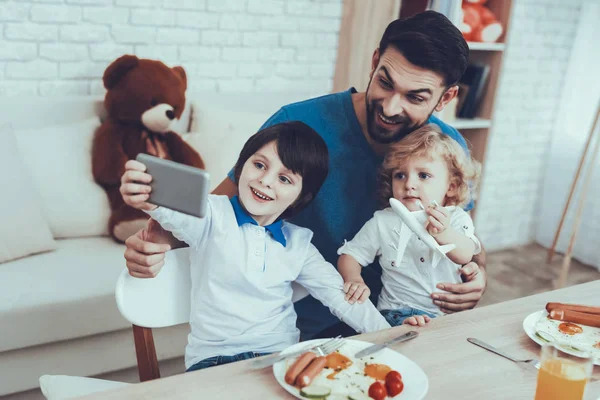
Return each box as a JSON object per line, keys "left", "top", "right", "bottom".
{"left": 389, "top": 197, "right": 456, "bottom": 268}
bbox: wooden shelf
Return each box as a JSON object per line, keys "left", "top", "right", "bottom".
{"left": 467, "top": 42, "right": 505, "bottom": 51}
{"left": 449, "top": 118, "right": 492, "bottom": 129}
{"left": 396, "top": 0, "right": 514, "bottom": 223}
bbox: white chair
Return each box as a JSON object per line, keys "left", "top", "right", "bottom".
{"left": 115, "top": 247, "right": 192, "bottom": 381}
{"left": 40, "top": 247, "right": 310, "bottom": 397}
{"left": 115, "top": 247, "right": 310, "bottom": 382}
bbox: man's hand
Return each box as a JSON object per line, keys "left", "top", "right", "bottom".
{"left": 124, "top": 219, "right": 179, "bottom": 278}
{"left": 431, "top": 262, "right": 486, "bottom": 313}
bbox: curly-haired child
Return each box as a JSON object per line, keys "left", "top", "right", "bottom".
{"left": 337, "top": 124, "right": 482, "bottom": 327}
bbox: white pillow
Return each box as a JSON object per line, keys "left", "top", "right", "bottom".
{"left": 185, "top": 104, "right": 270, "bottom": 190}
{"left": 39, "top": 375, "right": 129, "bottom": 400}
{"left": 0, "top": 124, "right": 57, "bottom": 263}
{"left": 15, "top": 117, "right": 111, "bottom": 238}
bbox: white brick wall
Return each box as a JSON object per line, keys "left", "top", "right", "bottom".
{"left": 475, "top": 0, "right": 583, "bottom": 251}
{"left": 0, "top": 0, "right": 342, "bottom": 96}
{"left": 0, "top": 0, "right": 583, "bottom": 252}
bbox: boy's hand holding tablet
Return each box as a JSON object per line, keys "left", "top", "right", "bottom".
{"left": 120, "top": 154, "right": 210, "bottom": 218}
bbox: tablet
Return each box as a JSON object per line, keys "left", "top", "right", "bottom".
{"left": 135, "top": 153, "right": 210, "bottom": 218}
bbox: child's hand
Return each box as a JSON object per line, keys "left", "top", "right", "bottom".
{"left": 425, "top": 203, "right": 449, "bottom": 236}
{"left": 120, "top": 160, "right": 157, "bottom": 211}
{"left": 343, "top": 280, "right": 371, "bottom": 304}
{"left": 403, "top": 315, "right": 431, "bottom": 326}
{"left": 459, "top": 262, "right": 480, "bottom": 282}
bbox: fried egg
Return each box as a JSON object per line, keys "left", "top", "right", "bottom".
{"left": 535, "top": 314, "right": 600, "bottom": 361}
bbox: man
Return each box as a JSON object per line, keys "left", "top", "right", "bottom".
{"left": 124, "top": 11, "right": 487, "bottom": 339}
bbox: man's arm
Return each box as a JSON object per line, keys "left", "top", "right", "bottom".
{"left": 471, "top": 247, "right": 487, "bottom": 288}
{"left": 212, "top": 176, "right": 238, "bottom": 198}
{"left": 431, "top": 242, "right": 487, "bottom": 313}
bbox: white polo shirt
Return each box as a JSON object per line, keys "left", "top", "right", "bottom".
{"left": 337, "top": 207, "right": 481, "bottom": 316}
{"left": 147, "top": 195, "right": 390, "bottom": 369}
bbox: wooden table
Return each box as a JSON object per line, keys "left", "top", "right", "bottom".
{"left": 82, "top": 280, "right": 600, "bottom": 399}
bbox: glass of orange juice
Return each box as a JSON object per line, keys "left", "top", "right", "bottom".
{"left": 534, "top": 344, "right": 592, "bottom": 400}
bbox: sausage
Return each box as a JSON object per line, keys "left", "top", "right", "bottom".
{"left": 285, "top": 352, "right": 316, "bottom": 385}
{"left": 549, "top": 308, "right": 600, "bottom": 328}
{"left": 546, "top": 302, "right": 600, "bottom": 315}
{"left": 295, "top": 356, "right": 327, "bottom": 388}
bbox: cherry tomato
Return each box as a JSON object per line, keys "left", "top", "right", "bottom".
{"left": 385, "top": 377, "right": 404, "bottom": 397}
{"left": 386, "top": 370, "right": 402, "bottom": 382}
{"left": 368, "top": 381, "right": 387, "bottom": 400}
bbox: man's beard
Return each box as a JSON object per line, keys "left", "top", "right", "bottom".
{"left": 364, "top": 85, "right": 436, "bottom": 145}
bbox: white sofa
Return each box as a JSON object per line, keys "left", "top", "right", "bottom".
{"left": 0, "top": 92, "right": 309, "bottom": 397}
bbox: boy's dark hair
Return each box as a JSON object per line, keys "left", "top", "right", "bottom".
{"left": 379, "top": 10, "right": 469, "bottom": 87}
{"left": 233, "top": 121, "right": 329, "bottom": 219}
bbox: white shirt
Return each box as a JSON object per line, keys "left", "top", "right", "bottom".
{"left": 337, "top": 207, "right": 481, "bottom": 316}
{"left": 147, "top": 195, "right": 390, "bottom": 369}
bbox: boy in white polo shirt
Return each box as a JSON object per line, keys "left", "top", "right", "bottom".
{"left": 120, "top": 121, "right": 390, "bottom": 371}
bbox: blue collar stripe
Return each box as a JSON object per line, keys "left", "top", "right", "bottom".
{"left": 230, "top": 196, "right": 287, "bottom": 247}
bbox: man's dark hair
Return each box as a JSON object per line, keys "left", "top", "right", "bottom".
{"left": 233, "top": 121, "right": 329, "bottom": 219}
{"left": 379, "top": 10, "right": 469, "bottom": 86}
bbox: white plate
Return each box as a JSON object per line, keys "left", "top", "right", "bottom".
{"left": 522, "top": 310, "right": 600, "bottom": 366}
{"left": 273, "top": 338, "right": 428, "bottom": 400}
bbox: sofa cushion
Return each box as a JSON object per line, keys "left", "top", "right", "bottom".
{"left": 15, "top": 118, "right": 111, "bottom": 238}
{"left": 0, "top": 237, "right": 131, "bottom": 352}
{"left": 0, "top": 124, "right": 57, "bottom": 263}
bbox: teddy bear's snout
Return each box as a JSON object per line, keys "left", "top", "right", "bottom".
{"left": 141, "top": 103, "right": 176, "bottom": 133}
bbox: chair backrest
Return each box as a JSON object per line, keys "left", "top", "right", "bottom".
{"left": 115, "top": 247, "right": 310, "bottom": 382}
{"left": 116, "top": 248, "right": 191, "bottom": 329}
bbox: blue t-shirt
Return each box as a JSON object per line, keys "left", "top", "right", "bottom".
{"left": 229, "top": 88, "right": 471, "bottom": 266}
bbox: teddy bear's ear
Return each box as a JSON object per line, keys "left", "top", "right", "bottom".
{"left": 172, "top": 66, "right": 187, "bottom": 91}
{"left": 103, "top": 55, "right": 139, "bottom": 90}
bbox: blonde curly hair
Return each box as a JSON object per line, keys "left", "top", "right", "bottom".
{"left": 378, "top": 124, "right": 481, "bottom": 209}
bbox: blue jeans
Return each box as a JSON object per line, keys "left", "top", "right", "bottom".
{"left": 186, "top": 351, "right": 272, "bottom": 372}
{"left": 380, "top": 307, "right": 437, "bottom": 327}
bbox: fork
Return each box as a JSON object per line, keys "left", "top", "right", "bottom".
{"left": 467, "top": 338, "right": 541, "bottom": 369}
{"left": 249, "top": 336, "right": 346, "bottom": 370}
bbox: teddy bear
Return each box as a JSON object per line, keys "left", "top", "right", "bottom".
{"left": 92, "top": 55, "right": 205, "bottom": 243}
{"left": 460, "top": 0, "right": 504, "bottom": 43}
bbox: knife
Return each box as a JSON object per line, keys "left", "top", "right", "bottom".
{"left": 355, "top": 331, "right": 419, "bottom": 358}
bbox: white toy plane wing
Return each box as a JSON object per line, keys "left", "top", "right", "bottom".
{"left": 389, "top": 198, "right": 456, "bottom": 268}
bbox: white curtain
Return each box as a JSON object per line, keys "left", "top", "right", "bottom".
{"left": 536, "top": 2, "right": 600, "bottom": 270}
{"left": 332, "top": 0, "right": 401, "bottom": 92}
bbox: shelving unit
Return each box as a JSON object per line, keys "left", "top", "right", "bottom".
{"left": 421, "top": 0, "right": 514, "bottom": 219}
{"left": 333, "top": 0, "right": 515, "bottom": 220}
